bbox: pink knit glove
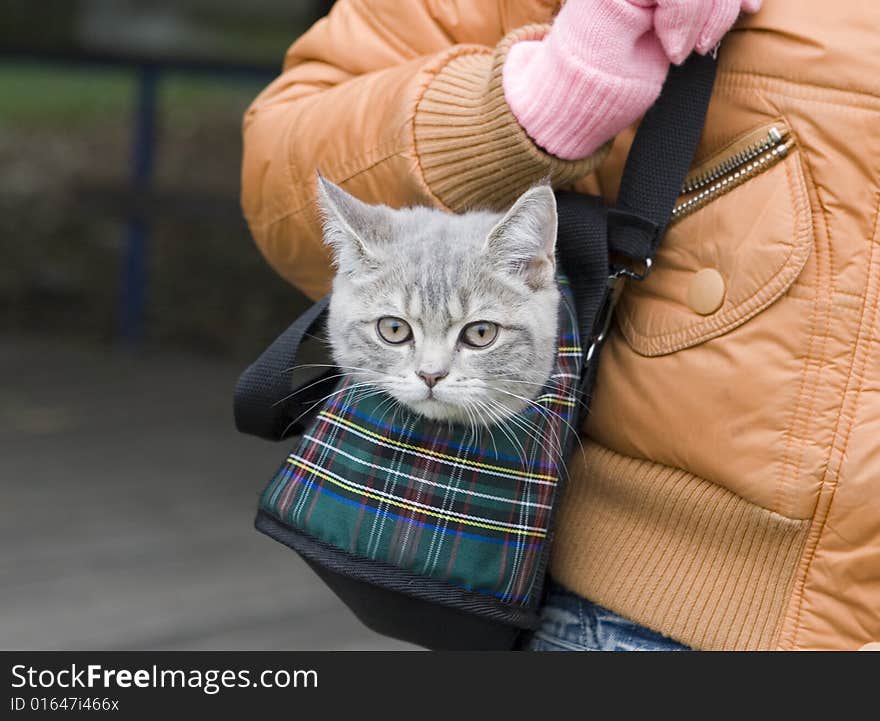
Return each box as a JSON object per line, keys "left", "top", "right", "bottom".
{"left": 646, "top": 0, "right": 763, "bottom": 64}
{"left": 502, "top": 0, "right": 762, "bottom": 160}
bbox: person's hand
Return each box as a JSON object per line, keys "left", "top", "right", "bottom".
{"left": 502, "top": 0, "right": 762, "bottom": 160}
{"left": 503, "top": 0, "right": 668, "bottom": 159}
{"left": 639, "top": 0, "right": 763, "bottom": 64}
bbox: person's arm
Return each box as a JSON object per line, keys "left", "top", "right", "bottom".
{"left": 242, "top": 0, "right": 760, "bottom": 299}
{"left": 241, "top": 1, "right": 606, "bottom": 300}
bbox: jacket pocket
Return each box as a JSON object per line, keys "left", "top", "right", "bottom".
{"left": 616, "top": 120, "right": 813, "bottom": 356}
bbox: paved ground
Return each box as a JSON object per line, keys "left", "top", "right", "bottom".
{"left": 0, "top": 336, "right": 414, "bottom": 650}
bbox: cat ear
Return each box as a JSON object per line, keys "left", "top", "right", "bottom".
{"left": 315, "top": 172, "right": 382, "bottom": 275}
{"left": 484, "top": 184, "right": 557, "bottom": 288}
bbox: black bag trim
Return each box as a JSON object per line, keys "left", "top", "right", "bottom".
{"left": 255, "top": 510, "right": 539, "bottom": 630}
{"left": 235, "top": 295, "right": 334, "bottom": 441}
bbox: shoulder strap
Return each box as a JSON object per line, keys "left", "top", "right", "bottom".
{"left": 556, "top": 52, "right": 717, "bottom": 348}
{"left": 608, "top": 52, "right": 718, "bottom": 265}
{"left": 234, "top": 295, "right": 336, "bottom": 441}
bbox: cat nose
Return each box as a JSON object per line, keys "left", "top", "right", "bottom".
{"left": 417, "top": 370, "right": 448, "bottom": 388}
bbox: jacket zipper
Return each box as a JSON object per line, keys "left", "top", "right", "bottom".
{"left": 671, "top": 124, "right": 794, "bottom": 223}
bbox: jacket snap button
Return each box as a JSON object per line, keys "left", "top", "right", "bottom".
{"left": 687, "top": 268, "right": 726, "bottom": 315}
{"left": 859, "top": 642, "right": 880, "bottom": 650}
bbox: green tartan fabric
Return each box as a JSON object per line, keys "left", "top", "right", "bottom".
{"left": 260, "top": 278, "right": 583, "bottom": 607}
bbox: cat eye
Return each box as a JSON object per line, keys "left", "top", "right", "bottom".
{"left": 460, "top": 321, "right": 498, "bottom": 348}
{"left": 376, "top": 316, "right": 412, "bottom": 344}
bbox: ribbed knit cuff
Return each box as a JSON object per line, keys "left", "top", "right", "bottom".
{"left": 412, "top": 25, "right": 610, "bottom": 213}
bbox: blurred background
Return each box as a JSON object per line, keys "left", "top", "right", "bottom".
{"left": 1, "top": 0, "right": 412, "bottom": 650}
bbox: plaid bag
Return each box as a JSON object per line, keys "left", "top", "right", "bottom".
{"left": 256, "top": 277, "right": 581, "bottom": 640}
{"left": 235, "top": 55, "right": 717, "bottom": 649}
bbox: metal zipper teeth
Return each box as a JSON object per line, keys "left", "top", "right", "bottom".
{"left": 671, "top": 140, "right": 794, "bottom": 223}
{"left": 681, "top": 126, "right": 786, "bottom": 195}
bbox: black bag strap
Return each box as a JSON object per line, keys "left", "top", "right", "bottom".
{"left": 234, "top": 295, "right": 336, "bottom": 440}
{"left": 556, "top": 52, "right": 717, "bottom": 347}
{"left": 554, "top": 192, "right": 610, "bottom": 354}
{"left": 608, "top": 53, "right": 718, "bottom": 265}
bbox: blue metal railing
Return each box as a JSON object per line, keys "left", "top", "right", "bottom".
{"left": 1, "top": 47, "right": 277, "bottom": 344}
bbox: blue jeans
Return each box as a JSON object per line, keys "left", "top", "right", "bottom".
{"left": 524, "top": 581, "right": 690, "bottom": 651}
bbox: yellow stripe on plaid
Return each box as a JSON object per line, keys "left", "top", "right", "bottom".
{"left": 536, "top": 394, "right": 579, "bottom": 409}
{"left": 318, "top": 410, "right": 559, "bottom": 482}
{"left": 286, "top": 457, "right": 548, "bottom": 539}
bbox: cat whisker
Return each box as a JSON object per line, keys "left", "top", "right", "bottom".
{"left": 371, "top": 393, "right": 402, "bottom": 427}
{"left": 462, "top": 405, "right": 476, "bottom": 447}
{"left": 507, "top": 396, "right": 579, "bottom": 458}
{"left": 470, "top": 399, "right": 529, "bottom": 472}
{"left": 468, "top": 401, "right": 507, "bottom": 463}
{"left": 483, "top": 397, "right": 564, "bottom": 471}
{"left": 281, "top": 362, "right": 377, "bottom": 375}
{"left": 301, "top": 331, "right": 329, "bottom": 344}
{"left": 483, "top": 401, "right": 573, "bottom": 489}
{"left": 488, "top": 387, "right": 586, "bottom": 467}
{"left": 491, "top": 400, "right": 561, "bottom": 455}
{"left": 279, "top": 381, "right": 382, "bottom": 438}
{"left": 271, "top": 371, "right": 365, "bottom": 407}
{"left": 478, "top": 405, "right": 501, "bottom": 460}
{"left": 471, "top": 408, "right": 493, "bottom": 456}
{"left": 485, "top": 376, "right": 593, "bottom": 411}
{"left": 476, "top": 375, "right": 581, "bottom": 409}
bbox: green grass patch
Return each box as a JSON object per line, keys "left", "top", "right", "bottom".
{"left": 0, "top": 61, "right": 267, "bottom": 129}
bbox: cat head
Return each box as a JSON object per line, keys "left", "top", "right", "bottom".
{"left": 317, "top": 174, "right": 560, "bottom": 424}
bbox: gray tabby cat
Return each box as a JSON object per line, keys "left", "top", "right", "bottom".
{"left": 316, "top": 174, "right": 560, "bottom": 426}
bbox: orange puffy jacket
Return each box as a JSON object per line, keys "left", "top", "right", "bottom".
{"left": 241, "top": 0, "right": 880, "bottom": 650}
